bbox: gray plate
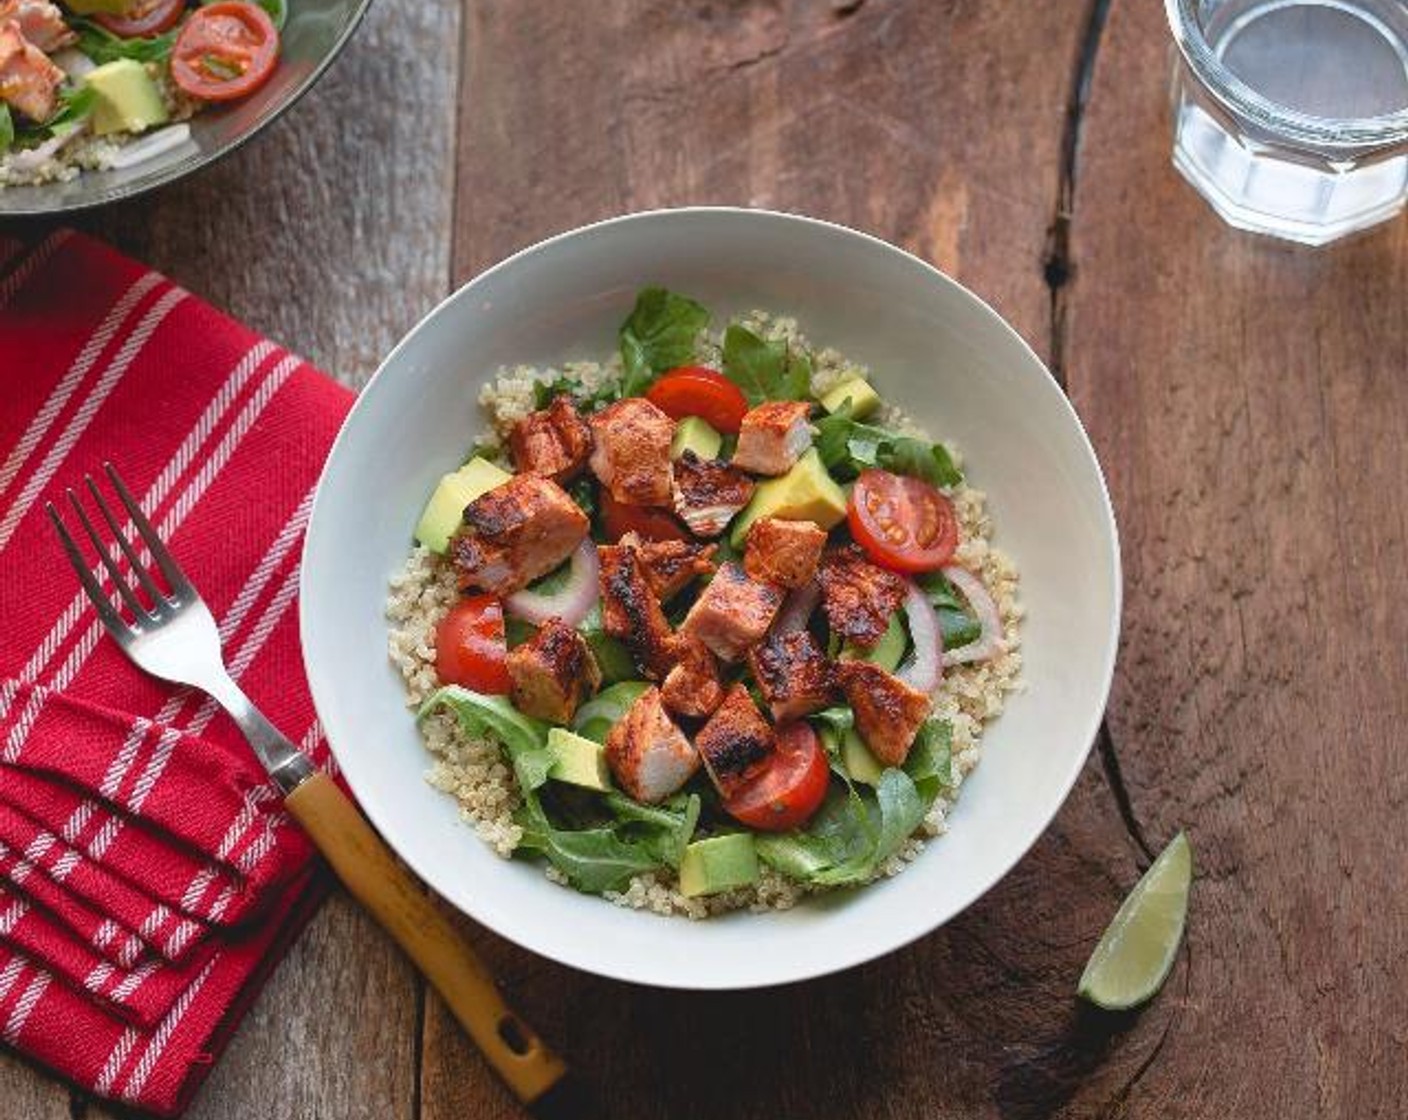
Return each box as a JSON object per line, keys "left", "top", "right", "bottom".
{"left": 0, "top": 0, "right": 372, "bottom": 217}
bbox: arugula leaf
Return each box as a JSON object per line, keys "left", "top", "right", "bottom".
{"left": 0, "top": 106, "right": 13, "bottom": 156}
{"left": 72, "top": 19, "right": 177, "bottom": 64}
{"left": 419, "top": 686, "right": 549, "bottom": 762}
{"left": 916, "top": 571, "right": 982, "bottom": 649}
{"left": 904, "top": 719, "right": 954, "bottom": 802}
{"left": 814, "top": 401, "right": 963, "bottom": 488}
{"left": 531, "top": 374, "right": 618, "bottom": 412}
{"left": 619, "top": 287, "right": 710, "bottom": 397}
{"left": 720, "top": 324, "right": 811, "bottom": 406}
{"left": 603, "top": 791, "right": 700, "bottom": 868}
{"left": 514, "top": 806, "right": 664, "bottom": 893}
{"left": 571, "top": 680, "right": 650, "bottom": 744}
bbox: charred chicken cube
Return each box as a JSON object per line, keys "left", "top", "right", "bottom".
{"left": 0, "top": 1, "right": 74, "bottom": 52}
{"left": 731, "top": 400, "right": 813, "bottom": 476}
{"left": 747, "top": 630, "right": 834, "bottom": 722}
{"left": 742, "top": 517, "right": 827, "bottom": 590}
{"left": 659, "top": 634, "right": 725, "bottom": 719}
{"left": 450, "top": 474, "right": 589, "bottom": 596}
{"left": 505, "top": 620, "right": 602, "bottom": 724}
{"left": 508, "top": 395, "right": 593, "bottom": 482}
{"left": 835, "top": 661, "right": 932, "bottom": 767}
{"left": 619, "top": 531, "right": 716, "bottom": 600}
{"left": 818, "top": 544, "right": 907, "bottom": 648}
{"left": 671, "top": 451, "right": 756, "bottom": 538}
{"left": 679, "top": 562, "right": 783, "bottom": 662}
{"left": 597, "top": 543, "right": 677, "bottom": 678}
{"left": 694, "top": 684, "right": 775, "bottom": 797}
{"left": 588, "top": 397, "right": 676, "bottom": 507}
{"left": 0, "top": 19, "right": 63, "bottom": 122}
{"left": 604, "top": 687, "right": 700, "bottom": 804}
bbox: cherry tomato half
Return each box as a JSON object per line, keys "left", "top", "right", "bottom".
{"left": 722, "top": 722, "right": 829, "bottom": 832}
{"left": 171, "top": 1, "right": 279, "bottom": 102}
{"left": 434, "top": 595, "right": 511, "bottom": 694}
{"left": 848, "top": 469, "right": 959, "bottom": 573}
{"left": 600, "top": 490, "right": 689, "bottom": 543}
{"left": 95, "top": 0, "right": 185, "bottom": 38}
{"left": 646, "top": 366, "right": 749, "bottom": 435}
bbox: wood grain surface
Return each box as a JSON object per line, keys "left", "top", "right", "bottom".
{"left": 4, "top": 0, "right": 1405, "bottom": 1116}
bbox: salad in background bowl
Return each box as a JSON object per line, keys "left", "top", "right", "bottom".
{"left": 301, "top": 208, "right": 1121, "bottom": 989}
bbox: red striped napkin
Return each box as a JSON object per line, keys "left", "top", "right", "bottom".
{"left": 0, "top": 230, "right": 353, "bottom": 1115}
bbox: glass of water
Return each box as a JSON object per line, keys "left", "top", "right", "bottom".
{"left": 1167, "top": 0, "right": 1408, "bottom": 245}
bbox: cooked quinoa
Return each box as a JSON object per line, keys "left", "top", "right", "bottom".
{"left": 386, "top": 313, "right": 1024, "bottom": 918}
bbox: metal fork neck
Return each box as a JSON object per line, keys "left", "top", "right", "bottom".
{"left": 202, "top": 671, "right": 316, "bottom": 795}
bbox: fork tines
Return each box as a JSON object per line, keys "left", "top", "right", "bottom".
{"left": 47, "top": 463, "right": 193, "bottom": 634}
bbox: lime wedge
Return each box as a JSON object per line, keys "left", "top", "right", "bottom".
{"left": 1078, "top": 831, "right": 1192, "bottom": 1010}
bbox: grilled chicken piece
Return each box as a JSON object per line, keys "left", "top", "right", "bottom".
{"left": 619, "top": 531, "right": 716, "bottom": 600}
{"left": 505, "top": 620, "right": 602, "bottom": 724}
{"left": 747, "top": 630, "right": 835, "bottom": 722}
{"left": 679, "top": 562, "right": 783, "bottom": 662}
{"left": 818, "top": 544, "right": 907, "bottom": 648}
{"left": 659, "top": 634, "right": 725, "bottom": 719}
{"left": 508, "top": 395, "right": 593, "bottom": 482}
{"left": 450, "top": 475, "right": 589, "bottom": 596}
{"left": 588, "top": 397, "right": 676, "bottom": 507}
{"left": 694, "top": 684, "right": 775, "bottom": 797}
{"left": 605, "top": 687, "right": 700, "bottom": 803}
{"left": 835, "top": 661, "right": 932, "bottom": 767}
{"left": 731, "top": 400, "right": 813, "bottom": 476}
{"left": 743, "top": 517, "right": 827, "bottom": 590}
{"left": 597, "top": 542, "right": 677, "bottom": 678}
{"left": 0, "top": 19, "right": 62, "bottom": 122}
{"left": 671, "top": 451, "right": 755, "bottom": 537}
{"left": 0, "top": 0, "right": 72, "bottom": 52}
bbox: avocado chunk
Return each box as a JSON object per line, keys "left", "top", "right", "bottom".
{"left": 85, "top": 60, "right": 168, "bottom": 138}
{"left": 840, "top": 728, "right": 885, "bottom": 785}
{"left": 729, "top": 448, "right": 847, "bottom": 547}
{"left": 670, "top": 416, "right": 723, "bottom": 461}
{"left": 414, "top": 457, "right": 512, "bottom": 554}
{"left": 546, "top": 727, "right": 612, "bottom": 792}
{"left": 679, "top": 833, "right": 759, "bottom": 897}
{"left": 819, "top": 376, "right": 881, "bottom": 420}
{"left": 839, "top": 612, "right": 905, "bottom": 670}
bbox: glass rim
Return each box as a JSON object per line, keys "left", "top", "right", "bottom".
{"left": 1165, "top": 0, "right": 1408, "bottom": 152}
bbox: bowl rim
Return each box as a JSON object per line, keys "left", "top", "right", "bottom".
{"left": 300, "top": 206, "right": 1123, "bottom": 989}
{"left": 0, "top": 0, "right": 375, "bottom": 218}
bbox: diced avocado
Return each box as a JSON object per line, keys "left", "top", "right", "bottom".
{"left": 840, "top": 728, "right": 885, "bottom": 786}
{"left": 85, "top": 60, "right": 168, "bottom": 138}
{"left": 414, "top": 457, "right": 512, "bottom": 554}
{"left": 838, "top": 612, "right": 906, "bottom": 671}
{"left": 679, "top": 834, "right": 759, "bottom": 898}
{"left": 546, "top": 727, "right": 612, "bottom": 792}
{"left": 819, "top": 376, "right": 882, "bottom": 420}
{"left": 670, "top": 416, "right": 723, "bottom": 461}
{"left": 729, "top": 448, "right": 847, "bottom": 547}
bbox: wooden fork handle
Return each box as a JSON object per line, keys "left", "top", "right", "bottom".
{"left": 284, "top": 772, "right": 569, "bottom": 1109}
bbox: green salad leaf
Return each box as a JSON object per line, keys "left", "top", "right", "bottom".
{"left": 815, "top": 401, "right": 963, "bottom": 489}
{"left": 0, "top": 106, "right": 13, "bottom": 156}
{"left": 619, "top": 287, "right": 710, "bottom": 397}
{"left": 571, "top": 680, "right": 650, "bottom": 744}
{"left": 916, "top": 571, "right": 983, "bottom": 650}
{"left": 755, "top": 719, "right": 953, "bottom": 886}
{"left": 603, "top": 791, "right": 700, "bottom": 869}
{"left": 72, "top": 19, "right": 178, "bottom": 64}
{"left": 720, "top": 324, "right": 811, "bottom": 406}
{"left": 514, "top": 809, "right": 665, "bottom": 894}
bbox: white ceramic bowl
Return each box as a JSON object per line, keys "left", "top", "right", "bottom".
{"left": 301, "top": 208, "right": 1121, "bottom": 990}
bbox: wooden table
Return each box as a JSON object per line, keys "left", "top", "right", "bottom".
{"left": 5, "top": 1, "right": 1407, "bottom": 1115}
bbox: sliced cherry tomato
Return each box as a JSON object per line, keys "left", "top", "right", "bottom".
{"left": 434, "top": 595, "right": 511, "bottom": 694}
{"left": 600, "top": 490, "right": 689, "bottom": 543}
{"left": 722, "top": 722, "right": 829, "bottom": 832}
{"left": 170, "top": 1, "right": 279, "bottom": 102}
{"left": 95, "top": 0, "right": 185, "bottom": 38}
{"left": 848, "top": 468, "right": 959, "bottom": 573}
{"left": 646, "top": 366, "right": 749, "bottom": 435}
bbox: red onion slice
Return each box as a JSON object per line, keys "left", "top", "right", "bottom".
{"left": 770, "top": 579, "right": 820, "bottom": 636}
{"left": 941, "top": 565, "right": 1006, "bottom": 666}
{"left": 896, "top": 580, "right": 942, "bottom": 694}
{"left": 505, "top": 539, "right": 600, "bottom": 627}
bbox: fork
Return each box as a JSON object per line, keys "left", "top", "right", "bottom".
{"left": 49, "top": 465, "right": 585, "bottom": 1119}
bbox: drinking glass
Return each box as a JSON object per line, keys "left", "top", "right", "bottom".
{"left": 1166, "top": 0, "right": 1408, "bottom": 245}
